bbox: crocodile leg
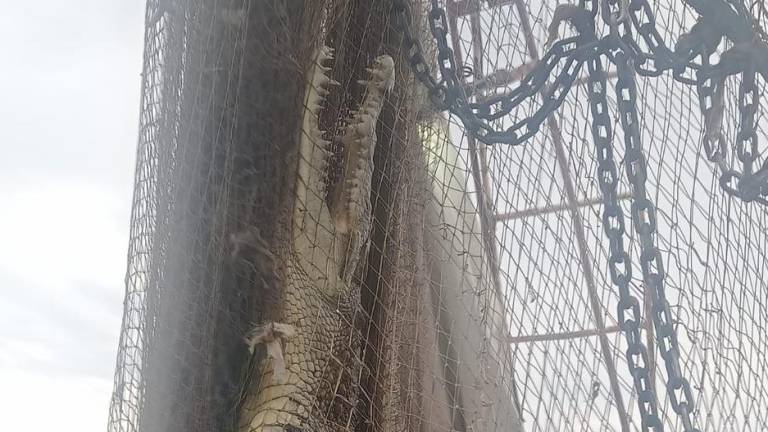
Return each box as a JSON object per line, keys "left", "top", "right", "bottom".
{"left": 244, "top": 323, "right": 297, "bottom": 384}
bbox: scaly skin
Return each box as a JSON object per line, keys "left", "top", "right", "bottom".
{"left": 238, "top": 47, "right": 394, "bottom": 432}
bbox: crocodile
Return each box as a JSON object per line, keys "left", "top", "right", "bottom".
{"left": 236, "top": 45, "right": 395, "bottom": 432}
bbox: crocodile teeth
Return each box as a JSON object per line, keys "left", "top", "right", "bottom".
{"left": 328, "top": 54, "right": 394, "bottom": 234}
{"left": 318, "top": 45, "right": 334, "bottom": 61}
{"left": 295, "top": 44, "right": 339, "bottom": 232}
{"left": 355, "top": 125, "right": 367, "bottom": 137}
{"left": 310, "top": 92, "right": 325, "bottom": 104}
{"left": 308, "top": 91, "right": 324, "bottom": 102}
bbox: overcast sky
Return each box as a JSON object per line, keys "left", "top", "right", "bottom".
{"left": 0, "top": 1, "right": 144, "bottom": 430}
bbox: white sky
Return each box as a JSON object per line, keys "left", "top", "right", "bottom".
{"left": 0, "top": 1, "right": 144, "bottom": 430}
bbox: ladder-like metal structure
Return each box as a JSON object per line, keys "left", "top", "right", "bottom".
{"left": 445, "top": 2, "right": 644, "bottom": 429}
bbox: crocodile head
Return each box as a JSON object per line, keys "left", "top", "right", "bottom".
{"left": 291, "top": 48, "right": 394, "bottom": 290}
{"left": 330, "top": 55, "right": 394, "bottom": 236}
{"left": 240, "top": 47, "right": 394, "bottom": 432}
{"left": 329, "top": 54, "right": 394, "bottom": 282}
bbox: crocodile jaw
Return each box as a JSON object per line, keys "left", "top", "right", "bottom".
{"left": 294, "top": 45, "right": 335, "bottom": 235}
{"left": 330, "top": 55, "right": 395, "bottom": 235}
{"left": 291, "top": 45, "right": 339, "bottom": 292}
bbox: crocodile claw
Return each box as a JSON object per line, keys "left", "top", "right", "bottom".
{"left": 244, "top": 322, "right": 297, "bottom": 384}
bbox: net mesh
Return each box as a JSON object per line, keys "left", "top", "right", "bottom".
{"left": 109, "top": 1, "right": 768, "bottom": 431}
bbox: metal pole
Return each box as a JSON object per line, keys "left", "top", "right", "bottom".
{"left": 512, "top": 1, "right": 631, "bottom": 429}
{"left": 496, "top": 192, "right": 632, "bottom": 221}
{"left": 509, "top": 324, "right": 627, "bottom": 344}
{"left": 446, "top": 0, "right": 524, "bottom": 420}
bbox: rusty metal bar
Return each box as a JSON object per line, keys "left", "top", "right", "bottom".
{"left": 446, "top": 0, "right": 524, "bottom": 420}
{"left": 462, "top": 62, "right": 537, "bottom": 97}
{"left": 468, "top": 4, "right": 495, "bottom": 212}
{"left": 446, "top": 1, "right": 503, "bottom": 328}
{"left": 509, "top": 324, "right": 625, "bottom": 344}
{"left": 472, "top": 68, "right": 619, "bottom": 101}
{"left": 495, "top": 192, "right": 632, "bottom": 222}
{"left": 512, "top": 1, "right": 632, "bottom": 430}
{"left": 448, "top": 0, "right": 514, "bottom": 17}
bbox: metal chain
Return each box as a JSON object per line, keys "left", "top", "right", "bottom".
{"left": 736, "top": 67, "right": 759, "bottom": 176}
{"left": 614, "top": 50, "right": 700, "bottom": 431}
{"left": 695, "top": 37, "right": 768, "bottom": 205}
{"left": 595, "top": 5, "right": 703, "bottom": 428}
{"left": 391, "top": 0, "right": 766, "bottom": 428}
{"left": 473, "top": 37, "right": 608, "bottom": 144}
{"left": 718, "top": 62, "right": 768, "bottom": 204}
{"left": 392, "top": 0, "right": 767, "bottom": 204}
{"left": 612, "top": 0, "right": 768, "bottom": 207}
{"left": 392, "top": 0, "right": 609, "bottom": 145}
{"left": 596, "top": 0, "right": 700, "bottom": 84}
{"left": 695, "top": 56, "right": 729, "bottom": 169}
{"left": 586, "top": 53, "right": 664, "bottom": 430}
{"left": 391, "top": 0, "right": 454, "bottom": 111}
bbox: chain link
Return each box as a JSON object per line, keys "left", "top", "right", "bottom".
{"left": 586, "top": 53, "right": 664, "bottom": 430}
{"left": 474, "top": 37, "right": 609, "bottom": 144}
{"left": 387, "top": 1, "right": 768, "bottom": 431}
{"left": 393, "top": 0, "right": 768, "bottom": 203}
{"left": 392, "top": 0, "right": 610, "bottom": 145}
{"left": 721, "top": 61, "right": 768, "bottom": 204}
{"left": 392, "top": 0, "right": 768, "bottom": 428}
{"left": 392, "top": 0, "right": 450, "bottom": 110}
{"left": 614, "top": 51, "right": 700, "bottom": 431}
{"left": 695, "top": 64, "right": 728, "bottom": 167}
{"left": 695, "top": 36, "right": 768, "bottom": 204}
{"left": 617, "top": 0, "right": 768, "bottom": 207}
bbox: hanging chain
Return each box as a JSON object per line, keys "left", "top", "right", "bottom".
{"left": 715, "top": 53, "right": 768, "bottom": 204}
{"left": 391, "top": 0, "right": 767, "bottom": 429}
{"left": 586, "top": 53, "right": 664, "bottom": 430}
{"left": 695, "top": 60, "right": 728, "bottom": 168}
{"left": 593, "top": 4, "right": 701, "bottom": 426}
{"left": 614, "top": 50, "right": 700, "bottom": 431}
{"left": 391, "top": 0, "right": 455, "bottom": 111}
{"left": 392, "top": 0, "right": 607, "bottom": 145}
{"left": 612, "top": 0, "right": 768, "bottom": 207}
{"left": 392, "top": 0, "right": 768, "bottom": 206}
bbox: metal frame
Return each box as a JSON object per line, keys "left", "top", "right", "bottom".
{"left": 444, "top": 1, "right": 642, "bottom": 429}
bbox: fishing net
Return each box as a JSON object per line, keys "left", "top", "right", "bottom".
{"left": 108, "top": 1, "right": 768, "bottom": 431}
